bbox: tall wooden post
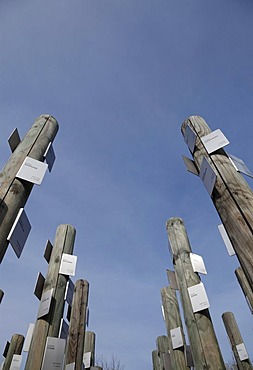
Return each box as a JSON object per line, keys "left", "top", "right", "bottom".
{"left": 166, "top": 217, "right": 225, "bottom": 370}
{"left": 222, "top": 312, "right": 253, "bottom": 370}
{"left": 84, "top": 331, "right": 96, "bottom": 368}
{"left": 235, "top": 267, "right": 253, "bottom": 314}
{"left": 25, "top": 224, "right": 76, "bottom": 370}
{"left": 2, "top": 334, "right": 24, "bottom": 370}
{"left": 181, "top": 116, "right": 253, "bottom": 289}
{"left": 64, "top": 279, "right": 89, "bottom": 370}
{"left": 161, "top": 286, "right": 188, "bottom": 369}
{"left": 0, "top": 115, "right": 58, "bottom": 263}
{"left": 156, "top": 336, "right": 171, "bottom": 370}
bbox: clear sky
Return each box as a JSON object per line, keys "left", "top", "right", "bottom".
{"left": 0, "top": 1, "right": 253, "bottom": 369}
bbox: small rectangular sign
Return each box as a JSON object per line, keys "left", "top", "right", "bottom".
{"left": 23, "top": 323, "right": 34, "bottom": 352}
{"left": 218, "top": 224, "right": 235, "bottom": 256}
{"left": 182, "top": 155, "right": 199, "bottom": 176}
{"left": 8, "top": 128, "right": 21, "bottom": 152}
{"left": 44, "top": 142, "right": 56, "bottom": 173}
{"left": 236, "top": 343, "right": 249, "bottom": 361}
{"left": 44, "top": 240, "right": 53, "bottom": 263}
{"left": 34, "top": 272, "right": 45, "bottom": 300}
{"left": 65, "top": 279, "right": 74, "bottom": 305}
{"left": 7, "top": 208, "right": 31, "bottom": 258}
{"left": 184, "top": 124, "right": 197, "bottom": 153}
{"left": 83, "top": 352, "right": 91, "bottom": 368}
{"left": 38, "top": 288, "right": 53, "bottom": 318}
{"left": 59, "top": 254, "right": 77, "bottom": 276}
{"left": 16, "top": 156, "right": 48, "bottom": 185}
{"left": 229, "top": 153, "right": 253, "bottom": 178}
{"left": 41, "top": 337, "right": 66, "bottom": 370}
{"left": 188, "top": 282, "right": 210, "bottom": 313}
{"left": 199, "top": 157, "right": 216, "bottom": 196}
{"left": 170, "top": 327, "right": 184, "bottom": 349}
{"left": 190, "top": 253, "right": 207, "bottom": 275}
{"left": 201, "top": 129, "right": 229, "bottom": 154}
{"left": 59, "top": 318, "right": 69, "bottom": 340}
{"left": 66, "top": 364, "right": 75, "bottom": 370}
{"left": 161, "top": 304, "right": 165, "bottom": 321}
{"left": 9, "top": 355, "right": 22, "bottom": 370}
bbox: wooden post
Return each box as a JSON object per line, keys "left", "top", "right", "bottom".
{"left": 161, "top": 286, "right": 188, "bottom": 369}
{"left": 235, "top": 267, "right": 253, "bottom": 314}
{"left": 64, "top": 279, "right": 89, "bottom": 370}
{"left": 84, "top": 331, "right": 96, "bottom": 368}
{"left": 0, "top": 114, "right": 58, "bottom": 263}
{"left": 152, "top": 350, "right": 161, "bottom": 370}
{"left": 2, "top": 334, "right": 24, "bottom": 370}
{"left": 156, "top": 336, "right": 171, "bottom": 370}
{"left": 25, "top": 224, "right": 76, "bottom": 370}
{"left": 181, "top": 116, "right": 253, "bottom": 289}
{"left": 222, "top": 312, "right": 253, "bottom": 370}
{"left": 166, "top": 217, "right": 225, "bottom": 370}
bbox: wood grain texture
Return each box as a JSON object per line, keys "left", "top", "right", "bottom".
{"left": 2, "top": 334, "right": 24, "bottom": 370}
{"left": 161, "top": 286, "right": 188, "bottom": 369}
{"left": 152, "top": 350, "right": 160, "bottom": 370}
{"left": 84, "top": 331, "right": 96, "bottom": 367}
{"left": 235, "top": 267, "right": 253, "bottom": 315}
{"left": 65, "top": 279, "right": 89, "bottom": 370}
{"left": 156, "top": 336, "right": 170, "bottom": 370}
{"left": 181, "top": 115, "right": 253, "bottom": 289}
{"left": 166, "top": 217, "right": 225, "bottom": 370}
{"left": 24, "top": 224, "right": 76, "bottom": 370}
{"left": 222, "top": 312, "right": 253, "bottom": 370}
{"left": 0, "top": 114, "right": 59, "bottom": 263}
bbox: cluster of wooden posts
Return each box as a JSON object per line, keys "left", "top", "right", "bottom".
{"left": 152, "top": 116, "right": 253, "bottom": 370}
{"left": 0, "top": 115, "right": 102, "bottom": 370}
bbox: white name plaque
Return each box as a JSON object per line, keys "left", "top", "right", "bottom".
{"left": 59, "top": 254, "right": 77, "bottom": 276}
{"left": 83, "top": 352, "right": 91, "bottom": 368}
{"left": 38, "top": 288, "right": 53, "bottom": 318}
{"left": 44, "top": 142, "right": 56, "bottom": 172}
{"left": 182, "top": 155, "right": 199, "bottom": 176}
{"left": 16, "top": 156, "right": 48, "bottom": 185}
{"left": 229, "top": 153, "right": 253, "bottom": 178}
{"left": 236, "top": 343, "right": 249, "bottom": 361}
{"left": 184, "top": 125, "right": 197, "bottom": 153}
{"left": 23, "top": 323, "right": 34, "bottom": 352}
{"left": 66, "top": 364, "right": 75, "bottom": 370}
{"left": 199, "top": 157, "right": 216, "bottom": 195}
{"left": 7, "top": 208, "right": 31, "bottom": 258}
{"left": 201, "top": 129, "right": 229, "bottom": 154}
{"left": 188, "top": 282, "right": 210, "bottom": 313}
{"left": 218, "top": 224, "right": 235, "bottom": 256}
{"left": 41, "top": 337, "right": 66, "bottom": 370}
{"left": 170, "top": 327, "right": 184, "bottom": 349}
{"left": 190, "top": 253, "right": 207, "bottom": 275}
{"left": 9, "top": 355, "right": 22, "bottom": 370}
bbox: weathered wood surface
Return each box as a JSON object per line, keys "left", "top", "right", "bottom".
{"left": 65, "top": 279, "right": 89, "bottom": 370}
{"left": 222, "top": 312, "right": 253, "bottom": 370}
{"left": 181, "top": 115, "right": 253, "bottom": 289}
{"left": 152, "top": 350, "right": 160, "bottom": 370}
{"left": 156, "top": 336, "right": 170, "bottom": 370}
{"left": 0, "top": 114, "right": 59, "bottom": 263}
{"left": 166, "top": 217, "right": 225, "bottom": 370}
{"left": 161, "top": 286, "right": 188, "bottom": 369}
{"left": 235, "top": 267, "right": 253, "bottom": 314}
{"left": 2, "top": 334, "right": 24, "bottom": 370}
{"left": 84, "top": 331, "right": 96, "bottom": 367}
{"left": 25, "top": 224, "right": 76, "bottom": 370}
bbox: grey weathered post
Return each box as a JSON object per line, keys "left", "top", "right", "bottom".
{"left": 25, "top": 224, "right": 76, "bottom": 370}
{"left": 181, "top": 116, "right": 253, "bottom": 289}
{"left": 166, "top": 217, "right": 225, "bottom": 370}
{"left": 222, "top": 312, "right": 253, "bottom": 370}
{"left": 84, "top": 331, "right": 96, "bottom": 368}
{"left": 152, "top": 350, "right": 160, "bottom": 370}
{"left": 64, "top": 279, "right": 89, "bottom": 370}
{"left": 156, "top": 336, "right": 171, "bottom": 370}
{"left": 161, "top": 286, "right": 188, "bottom": 369}
{"left": 2, "top": 334, "right": 24, "bottom": 370}
{"left": 0, "top": 115, "right": 58, "bottom": 263}
{"left": 235, "top": 267, "right": 253, "bottom": 314}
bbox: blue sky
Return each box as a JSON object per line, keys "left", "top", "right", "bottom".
{"left": 0, "top": 1, "right": 253, "bottom": 368}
